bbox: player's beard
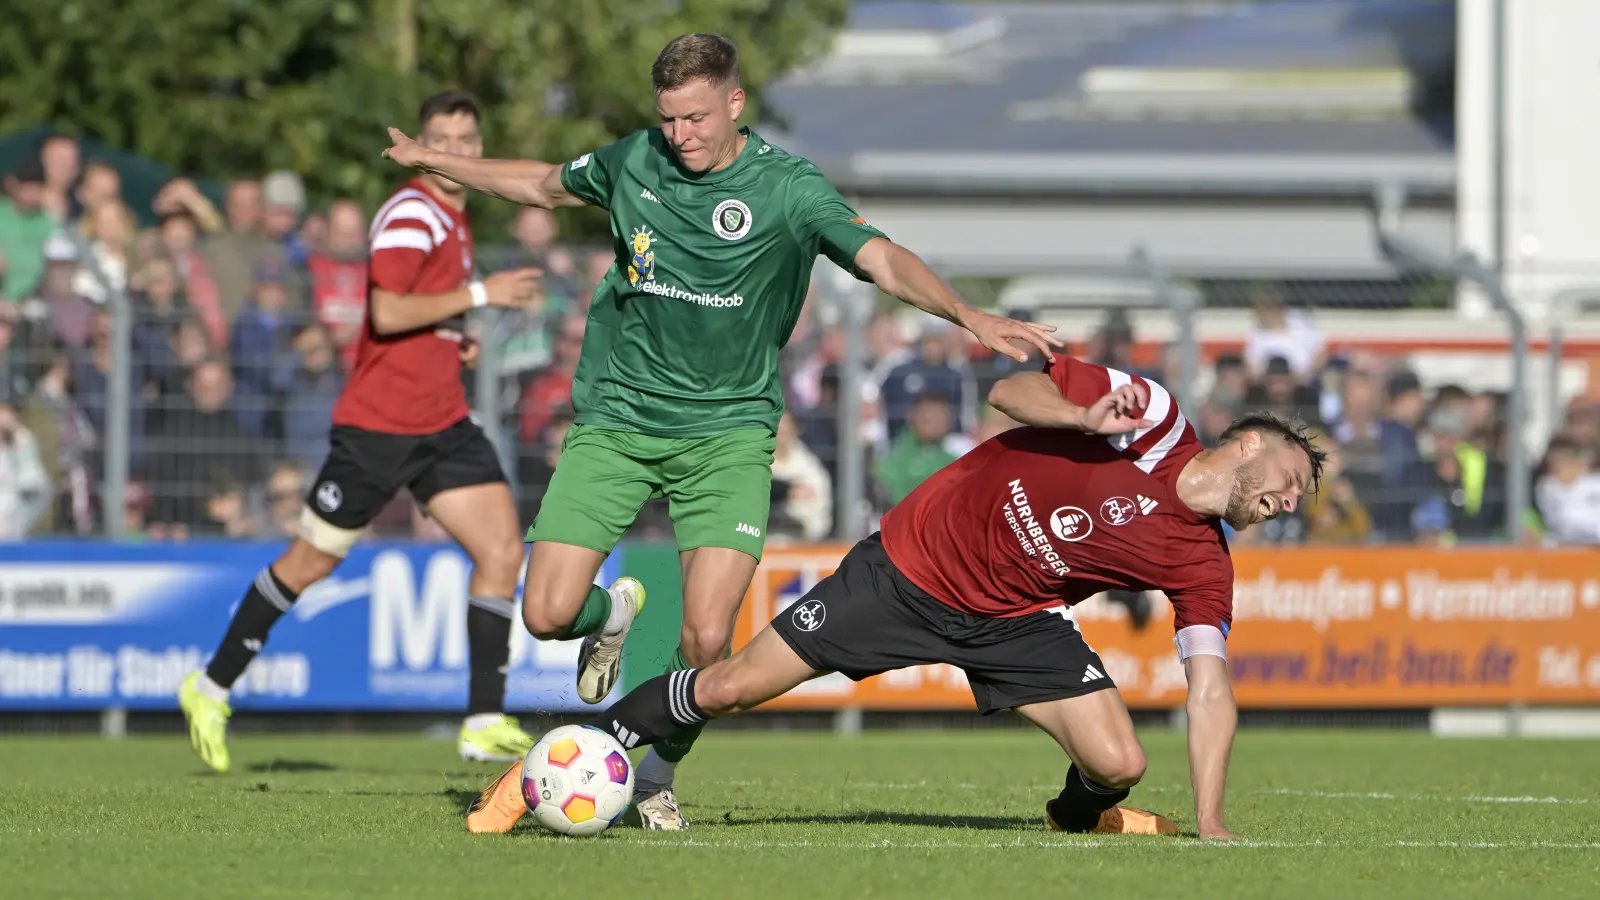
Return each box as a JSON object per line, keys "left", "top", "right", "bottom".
{"left": 1223, "top": 458, "right": 1267, "bottom": 530}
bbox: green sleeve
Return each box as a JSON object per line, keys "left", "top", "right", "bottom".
{"left": 784, "top": 164, "right": 888, "bottom": 279}
{"left": 558, "top": 136, "right": 631, "bottom": 209}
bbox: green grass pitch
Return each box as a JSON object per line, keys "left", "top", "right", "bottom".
{"left": 2, "top": 728, "right": 1596, "bottom": 898}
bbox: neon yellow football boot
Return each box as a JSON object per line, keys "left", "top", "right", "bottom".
{"left": 458, "top": 714, "right": 537, "bottom": 763}
{"left": 179, "top": 671, "right": 232, "bottom": 773}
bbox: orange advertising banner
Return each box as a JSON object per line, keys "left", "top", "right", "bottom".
{"left": 733, "top": 545, "right": 1600, "bottom": 710}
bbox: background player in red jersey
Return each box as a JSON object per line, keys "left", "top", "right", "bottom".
{"left": 178, "top": 91, "right": 546, "bottom": 772}
{"left": 466, "top": 351, "right": 1325, "bottom": 838}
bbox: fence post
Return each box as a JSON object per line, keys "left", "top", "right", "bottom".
{"left": 471, "top": 307, "right": 516, "bottom": 492}
{"left": 833, "top": 271, "right": 868, "bottom": 541}
{"left": 1547, "top": 319, "right": 1564, "bottom": 451}
{"left": 66, "top": 232, "right": 130, "bottom": 538}
{"left": 1132, "top": 245, "right": 1197, "bottom": 414}
{"left": 1374, "top": 185, "right": 1529, "bottom": 539}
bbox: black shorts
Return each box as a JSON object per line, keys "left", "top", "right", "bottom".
{"left": 306, "top": 417, "right": 507, "bottom": 529}
{"left": 772, "top": 534, "right": 1115, "bottom": 714}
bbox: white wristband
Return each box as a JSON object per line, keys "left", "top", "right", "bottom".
{"left": 468, "top": 280, "right": 488, "bottom": 308}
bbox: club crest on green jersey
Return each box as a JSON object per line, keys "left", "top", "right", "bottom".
{"left": 628, "top": 227, "right": 657, "bottom": 286}
{"left": 712, "top": 199, "right": 753, "bottom": 241}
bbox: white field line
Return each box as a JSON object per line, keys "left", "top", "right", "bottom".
{"left": 617, "top": 838, "right": 1600, "bottom": 851}
{"left": 730, "top": 781, "right": 1591, "bottom": 806}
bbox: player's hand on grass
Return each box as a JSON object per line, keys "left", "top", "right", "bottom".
{"left": 960, "top": 309, "right": 1063, "bottom": 363}
{"left": 1079, "top": 383, "right": 1157, "bottom": 435}
{"left": 382, "top": 128, "right": 426, "bottom": 167}
{"left": 483, "top": 268, "right": 542, "bottom": 310}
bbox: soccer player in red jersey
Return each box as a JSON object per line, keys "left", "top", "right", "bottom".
{"left": 179, "top": 91, "right": 547, "bottom": 772}
{"left": 466, "top": 351, "right": 1325, "bottom": 837}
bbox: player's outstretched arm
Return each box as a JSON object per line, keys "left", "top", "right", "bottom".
{"left": 369, "top": 269, "right": 540, "bottom": 336}
{"left": 382, "top": 128, "right": 583, "bottom": 209}
{"left": 852, "top": 238, "right": 1061, "bottom": 362}
{"left": 988, "top": 372, "right": 1156, "bottom": 434}
{"left": 1183, "top": 653, "right": 1239, "bottom": 840}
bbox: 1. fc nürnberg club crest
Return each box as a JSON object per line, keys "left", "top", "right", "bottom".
{"left": 713, "top": 199, "right": 753, "bottom": 240}
{"left": 1100, "top": 496, "right": 1136, "bottom": 526}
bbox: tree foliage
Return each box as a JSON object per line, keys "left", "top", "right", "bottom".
{"left": 0, "top": 0, "right": 850, "bottom": 236}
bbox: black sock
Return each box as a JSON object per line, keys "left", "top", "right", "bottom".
{"left": 1049, "top": 763, "right": 1131, "bottom": 832}
{"left": 466, "top": 595, "right": 514, "bottom": 716}
{"left": 586, "top": 669, "right": 707, "bottom": 749}
{"left": 204, "top": 568, "right": 300, "bottom": 689}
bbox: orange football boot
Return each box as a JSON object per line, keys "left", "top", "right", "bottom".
{"left": 1046, "top": 800, "right": 1179, "bottom": 836}
{"left": 466, "top": 760, "right": 529, "bottom": 834}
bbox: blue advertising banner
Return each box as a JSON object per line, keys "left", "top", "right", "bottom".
{"left": 0, "top": 541, "right": 622, "bottom": 712}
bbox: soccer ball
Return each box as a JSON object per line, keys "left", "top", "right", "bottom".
{"left": 521, "top": 725, "right": 634, "bottom": 837}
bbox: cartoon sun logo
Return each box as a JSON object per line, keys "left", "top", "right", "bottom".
{"left": 628, "top": 228, "right": 656, "bottom": 286}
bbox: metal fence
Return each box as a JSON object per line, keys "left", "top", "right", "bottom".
{"left": 33, "top": 231, "right": 1600, "bottom": 548}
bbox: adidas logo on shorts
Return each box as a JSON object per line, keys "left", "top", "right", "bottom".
{"left": 1082, "top": 664, "right": 1106, "bottom": 683}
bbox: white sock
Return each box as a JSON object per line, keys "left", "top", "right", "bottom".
{"left": 195, "top": 673, "right": 230, "bottom": 701}
{"left": 634, "top": 748, "right": 677, "bottom": 791}
{"left": 463, "top": 713, "right": 503, "bottom": 731}
{"left": 600, "top": 584, "right": 633, "bottom": 637}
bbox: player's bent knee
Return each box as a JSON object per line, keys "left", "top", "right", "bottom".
{"left": 679, "top": 624, "right": 732, "bottom": 668}
{"left": 1084, "top": 746, "right": 1147, "bottom": 790}
{"left": 520, "top": 600, "right": 570, "bottom": 642}
{"left": 298, "top": 508, "right": 361, "bottom": 559}
{"left": 474, "top": 537, "right": 526, "bottom": 589}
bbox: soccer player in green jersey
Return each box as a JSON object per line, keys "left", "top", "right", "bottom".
{"left": 385, "top": 33, "right": 1059, "bottom": 831}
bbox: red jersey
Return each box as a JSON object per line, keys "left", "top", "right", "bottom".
{"left": 331, "top": 179, "right": 474, "bottom": 434}
{"left": 880, "top": 354, "right": 1234, "bottom": 637}
{"left": 307, "top": 252, "right": 369, "bottom": 371}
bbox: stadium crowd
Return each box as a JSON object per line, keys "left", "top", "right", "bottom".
{"left": 0, "top": 137, "right": 1595, "bottom": 546}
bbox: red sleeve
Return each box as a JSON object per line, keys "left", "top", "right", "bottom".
{"left": 1042, "top": 354, "right": 1112, "bottom": 409}
{"left": 1166, "top": 549, "right": 1235, "bottom": 637}
{"left": 368, "top": 215, "right": 437, "bottom": 293}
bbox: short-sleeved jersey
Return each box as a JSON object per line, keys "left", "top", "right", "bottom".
{"left": 880, "top": 355, "right": 1235, "bottom": 637}
{"left": 332, "top": 179, "right": 474, "bottom": 435}
{"left": 559, "top": 127, "right": 886, "bottom": 437}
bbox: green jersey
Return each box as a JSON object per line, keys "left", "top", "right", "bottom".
{"left": 559, "top": 127, "right": 885, "bottom": 437}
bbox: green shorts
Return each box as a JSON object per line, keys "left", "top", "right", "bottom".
{"left": 526, "top": 424, "right": 777, "bottom": 560}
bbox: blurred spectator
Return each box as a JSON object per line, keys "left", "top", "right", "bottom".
{"left": 262, "top": 461, "right": 309, "bottom": 539}
{"left": 1329, "top": 371, "right": 1389, "bottom": 511}
{"left": 203, "top": 179, "right": 269, "bottom": 321}
{"left": 1085, "top": 309, "right": 1160, "bottom": 382}
{"left": 73, "top": 309, "right": 148, "bottom": 472}
{"left": 1210, "top": 353, "right": 1250, "bottom": 406}
{"left": 151, "top": 178, "right": 224, "bottom": 233}
{"left": 231, "top": 258, "right": 305, "bottom": 438}
{"left": 146, "top": 358, "right": 262, "bottom": 534}
{"left": 261, "top": 170, "right": 310, "bottom": 268}
{"left": 1418, "top": 398, "right": 1506, "bottom": 542}
{"left": 1245, "top": 356, "right": 1323, "bottom": 428}
{"left": 1196, "top": 386, "right": 1241, "bottom": 445}
{"left": 23, "top": 342, "right": 95, "bottom": 535}
{"left": 122, "top": 480, "right": 152, "bottom": 540}
{"left": 128, "top": 255, "right": 188, "bottom": 370}
{"left": 880, "top": 320, "right": 965, "bottom": 440}
{"left": 154, "top": 209, "right": 224, "bottom": 345}
{"left": 0, "top": 400, "right": 51, "bottom": 539}
{"left": 307, "top": 199, "right": 368, "bottom": 369}
{"left": 197, "top": 473, "right": 259, "bottom": 539}
{"left": 1243, "top": 286, "right": 1325, "bottom": 379}
{"left": 517, "top": 314, "right": 584, "bottom": 446}
{"left": 770, "top": 410, "right": 832, "bottom": 542}
{"left": 1, "top": 159, "right": 56, "bottom": 301}
{"left": 71, "top": 200, "right": 136, "bottom": 304}
{"left": 71, "top": 161, "right": 122, "bottom": 223}
{"left": 511, "top": 207, "right": 580, "bottom": 304}
{"left": 1302, "top": 442, "right": 1372, "bottom": 544}
{"left": 1535, "top": 436, "right": 1600, "bottom": 545}
{"left": 875, "top": 393, "right": 959, "bottom": 506}
{"left": 972, "top": 407, "right": 1020, "bottom": 445}
{"left": 299, "top": 211, "right": 329, "bottom": 257}
{"left": 583, "top": 250, "right": 614, "bottom": 298}
{"left": 274, "top": 322, "right": 344, "bottom": 469}
{"left": 37, "top": 135, "right": 80, "bottom": 224}
{"left": 149, "top": 316, "right": 215, "bottom": 427}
